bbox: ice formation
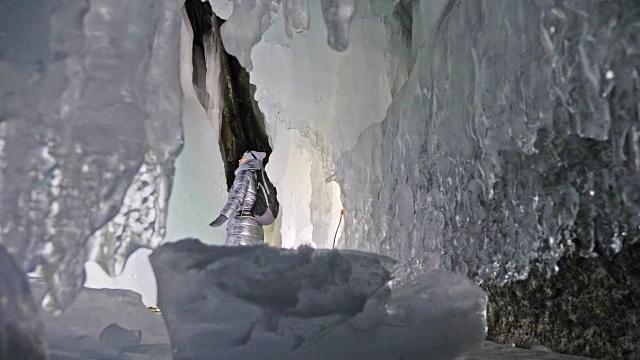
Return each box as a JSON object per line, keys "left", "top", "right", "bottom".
{"left": 214, "top": 0, "right": 361, "bottom": 70}
{"left": 150, "top": 240, "right": 487, "bottom": 360}
{"left": 246, "top": 0, "right": 640, "bottom": 286}
{"left": 0, "top": 0, "right": 638, "bottom": 357}
{"left": 0, "top": 0, "right": 183, "bottom": 312}
{"left": 29, "top": 278, "right": 170, "bottom": 358}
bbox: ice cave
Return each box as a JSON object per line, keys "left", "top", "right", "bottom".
{"left": 0, "top": 0, "right": 639, "bottom": 359}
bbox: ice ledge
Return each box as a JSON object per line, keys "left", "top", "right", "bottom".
{"left": 150, "top": 239, "right": 487, "bottom": 359}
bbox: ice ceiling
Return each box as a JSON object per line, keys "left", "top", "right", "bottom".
{"left": 1, "top": 0, "right": 639, "bottom": 323}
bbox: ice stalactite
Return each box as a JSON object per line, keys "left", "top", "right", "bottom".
{"left": 0, "top": 0, "right": 183, "bottom": 312}
{"left": 283, "top": 0, "right": 310, "bottom": 38}
{"left": 211, "top": 0, "right": 362, "bottom": 71}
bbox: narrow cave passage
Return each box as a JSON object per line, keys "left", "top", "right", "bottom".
{"left": 183, "top": 0, "right": 272, "bottom": 190}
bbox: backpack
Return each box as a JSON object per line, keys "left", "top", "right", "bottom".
{"left": 252, "top": 169, "right": 279, "bottom": 225}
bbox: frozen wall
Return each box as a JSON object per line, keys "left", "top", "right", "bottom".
{"left": 84, "top": 12, "right": 229, "bottom": 306}
{"left": 216, "top": 0, "right": 640, "bottom": 288}
{"left": 0, "top": 0, "right": 185, "bottom": 311}
{"left": 263, "top": 120, "right": 345, "bottom": 249}
{"left": 339, "top": 0, "right": 640, "bottom": 285}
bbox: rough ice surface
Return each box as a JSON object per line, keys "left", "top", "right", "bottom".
{"left": 336, "top": 0, "right": 640, "bottom": 284}
{"left": 0, "top": 0, "right": 183, "bottom": 312}
{"left": 249, "top": 0, "right": 640, "bottom": 286}
{"left": 84, "top": 249, "right": 159, "bottom": 307}
{"left": 150, "top": 239, "right": 487, "bottom": 359}
{"left": 29, "top": 278, "right": 171, "bottom": 359}
{"left": 457, "top": 341, "right": 594, "bottom": 360}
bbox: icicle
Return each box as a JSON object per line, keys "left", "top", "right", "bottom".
{"left": 320, "top": 0, "right": 356, "bottom": 51}
{"left": 283, "top": 0, "right": 310, "bottom": 37}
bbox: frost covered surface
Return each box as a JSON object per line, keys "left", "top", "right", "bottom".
{"left": 0, "top": 0, "right": 183, "bottom": 312}
{"left": 150, "top": 239, "right": 487, "bottom": 359}
{"left": 220, "top": 0, "right": 282, "bottom": 70}
{"left": 29, "top": 279, "right": 170, "bottom": 359}
{"left": 457, "top": 341, "right": 594, "bottom": 360}
{"left": 333, "top": 0, "right": 640, "bottom": 284}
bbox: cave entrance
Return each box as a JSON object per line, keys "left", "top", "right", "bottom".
{"left": 183, "top": 0, "right": 272, "bottom": 190}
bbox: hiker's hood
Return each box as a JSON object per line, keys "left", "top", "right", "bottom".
{"left": 244, "top": 151, "right": 266, "bottom": 162}
{"left": 235, "top": 159, "right": 264, "bottom": 175}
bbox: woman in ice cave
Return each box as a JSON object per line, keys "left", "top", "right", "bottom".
{"left": 208, "top": 150, "right": 266, "bottom": 246}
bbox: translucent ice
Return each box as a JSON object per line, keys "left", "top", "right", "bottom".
{"left": 0, "top": 0, "right": 183, "bottom": 312}
{"left": 357, "top": 0, "right": 640, "bottom": 282}
{"left": 220, "top": 0, "right": 282, "bottom": 70}
{"left": 320, "top": 0, "right": 357, "bottom": 51}
{"left": 209, "top": 0, "right": 234, "bottom": 19}
{"left": 218, "top": 0, "right": 358, "bottom": 70}
{"left": 284, "top": 0, "right": 310, "bottom": 37}
{"left": 248, "top": 0, "right": 640, "bottom": 288}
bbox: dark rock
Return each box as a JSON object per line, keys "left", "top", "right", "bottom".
{"left": 484, "top": 243, "right": 640, "bottom": 360}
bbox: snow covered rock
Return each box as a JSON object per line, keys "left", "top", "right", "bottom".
{"left": 150, "top": 239, "right": 486, "bottom": 359}
{"left": 29, "top": 279, "right": 170, "bottom": 359}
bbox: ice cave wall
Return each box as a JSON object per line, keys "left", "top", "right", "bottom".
{"left": 223, "top": 0, "right": 445, "bottom": 264}
{"left": 222, "top": 0, "right": 640, "bottom": 287}
{"left": 0, "top": 0, "right": 186, "bottom": 311}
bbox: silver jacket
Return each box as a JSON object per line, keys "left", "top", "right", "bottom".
{"left": 220, "top": 160, "right": 264, "bottom": 246}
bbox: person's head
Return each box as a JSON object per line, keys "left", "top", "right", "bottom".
{"left": 239, "top": 150, "right": 266, "bottom": 165}
{"left": 238, "top": 154, "right": 250, "bottom": 165}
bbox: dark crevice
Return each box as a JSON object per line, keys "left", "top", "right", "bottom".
{"left": 183, "top": 0, "right": 272, "bottom": 190}
{"left": 184, "top": 0, "right": 213, "bottom": 108}
{"left": 212, "top": 15, "right": 271, "bottom": 189}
